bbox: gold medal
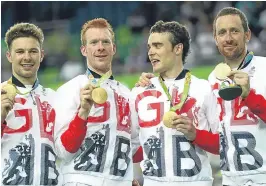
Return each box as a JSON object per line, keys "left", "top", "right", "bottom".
{"left": 163, "top": 111, "right": 178, "bottom": 128}
{"left": 214, "top": 63, "right": 231, "bottom": 80}
{"left": 92, "top": 87, "right": 108, "bottom": 104}
{"left": 2, "top": 84, "right": 17, "bottom": 100}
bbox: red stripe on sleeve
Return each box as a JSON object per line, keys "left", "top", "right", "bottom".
{"left": 243, "top": 89, "right": 266, "bottom": 123}
{"left": 60, "top": 114, "right": 87, "bottom": 153}
{"left": 133, "top": 146, "right": 143, "bottom": 163}
{"left": 192, "top": 129, "right": 219, "bottom": 155}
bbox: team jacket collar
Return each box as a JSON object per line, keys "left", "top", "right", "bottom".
{"left": 86, "top": 68, "right": 114, "bottom": 80}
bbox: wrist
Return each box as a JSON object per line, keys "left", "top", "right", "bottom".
{"left": 78, "top": 107, "right": 90, "bottom": 120}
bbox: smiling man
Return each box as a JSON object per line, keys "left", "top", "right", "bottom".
{"left": 1, "top": 23, "right": 61, "bottom": 185}
{"left": 208, "top": 7, "right": 266, "bottom": 186}
{"left": 53, "top": 18, "right": 138, "bottom": 186}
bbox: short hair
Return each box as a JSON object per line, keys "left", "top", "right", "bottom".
{"left": 80, "top": 18, "right": 115, "bottom": 45}
{"left": 213, "top": 7, "right": 249, "bottom": 36}
{"left": 5, "top": 23, "right": 44, "bottom": 50}
{"left": 150, "top": 20, "right": 191, "bottom": 63}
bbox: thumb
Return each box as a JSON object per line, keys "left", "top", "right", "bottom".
{"left": 1, "top": 89, "right": 7, "bottom": 95}
{"left": 147, "top": 73, "right": 155, "bottom": 78}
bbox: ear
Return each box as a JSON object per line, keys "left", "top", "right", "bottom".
{"left": 174, "top": 43, "right": 183, "bottom": 55}
{"left": 6, "top": 51, "right": 12, "bottom": 64}
{"left": 112, "top": 43, "right": 116, "bottom": 55}
{"left": 80, "top": 45, "right": 87, "bottom": 57}
{"left": 40, "top": 49, "right": 44, "bottom": 63}
{"left": 245, "top": 29, "right": 251, "bottom": 43}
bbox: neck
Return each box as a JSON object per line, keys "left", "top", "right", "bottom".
{"left": 160, "top": 61, "right": 183, "bottom": 80}
{"left": 225, "top": 50, "right": 248, "bottom": 69}
{"left": 12, "top": 73, "right": 36, "bottom": 86}
{"left": 87, "top": 64, "right": 110, "bottom": 76}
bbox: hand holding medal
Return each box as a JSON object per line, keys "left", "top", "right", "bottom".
{"left": 88, "top": 70, "right": 111, "bottom": 104}
{"left": 214, "top": 63, "right": 243, "bottom": 101}
{"left": 1, "top": 82, "right": 17, "bottom": 123}
{"left": 161, "top": 72, "right": 191, "bottom": 128}
{"left": 1, "top": 83, "right": 17, "bottom": 100}
{"left": 214, "top": 51, "right": 254, "bottom": 101}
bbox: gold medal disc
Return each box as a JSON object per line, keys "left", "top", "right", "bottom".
{"left": 163, "top": 111, "right": 178, "bottom": 128}
{"left": 2, "top": 84, "right": 17, "bottom": 100}
{"left": 214, "top": 63, "right": 231, "bottom": 80}
{"left": 92, "top": 87, "right": 108, "bottom": 104}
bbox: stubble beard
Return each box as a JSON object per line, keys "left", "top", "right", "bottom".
{"left": 219, "top": 44, "right": 245, "bottom": 61}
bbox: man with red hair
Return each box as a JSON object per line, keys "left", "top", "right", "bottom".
{"left": 54, "top": 18, "right": 139, "bottom": 186}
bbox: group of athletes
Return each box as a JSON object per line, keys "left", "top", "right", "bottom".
{"left": 1, "top": 6, "right": 266, "bottom": 186}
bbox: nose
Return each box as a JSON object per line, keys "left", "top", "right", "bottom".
{"left": 148, "top": 48, "right": 154, "bottom": 57}
{"left": 225, "top": 32, "right": 233, "bottom": 43}
{"left": 23, "top": 51, "right": 31, "bottom": 61}
{"left": 97, "top": 41, "right": 104, "bottom": 51}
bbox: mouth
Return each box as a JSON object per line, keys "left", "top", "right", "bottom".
{"left": 150, "top": 59, "right": 160, "bottom": 66}
{"left": 21, "top": 64, "right": 34, "bottom": 70}
{"left": 95, "top": 55, "right": 108, "bottom": 58}
{"left": 224, "top": 45, "right": 236, "bottom": 49}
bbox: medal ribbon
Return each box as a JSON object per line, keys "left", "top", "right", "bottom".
{"left": 86, "top": 69, "right": 112, "bottom": 87}
{"left": 159, "top": 72, "right": 191, "bottom": 112}
{"left": 237, "top": 51, "right": 253, "bottom": 70}
{"left": 7, "top": 77, "right": 39, "bottom": 95}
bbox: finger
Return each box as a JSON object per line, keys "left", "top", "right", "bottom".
{"left": 175, "top": 127, "right": 188, "bottom": 134}
{"left": 137, "top": 80, "right": 149, "bottom": 87}
{"left": 175, "top": 123, "right": 188, "bottom": 129}
{"left": 82, "top": 89, "right": 93, "bottom": 96}
{"left": 172, "top": 118, "right": 186, "bottom": 127}
{"left": 132, "top": 179, "right": 139, "bottom": 186}
{"left": 228, "top": 70, "right": 242, "bottom": 77}
{"left": 146, "top": 73, "right": 155, "bottom": 78}
{"left": 135, "top": 83, "right": 140, "bottom": 87}
{"left": 83, "top": 83, "right": 94, "bottom": 90}
{"left": 2, "top": 102, "right": 14, "bottom": 112}
{"left": 172, "top": 114, "right": 183, "bottom": 120}
{"left": 1, "top": 89, "right": 7, "bottom": 95}
{"left": 140, "top": 72, "right": 153, "bottom": 83}
{"left": 140, "top": 78, "right": 150, "bottom": 86}
{"left": 1, "top": 97, "right": 14, "bottom": 105}
{"left": 82, "top": 94, "right": 93, "bottom": 102}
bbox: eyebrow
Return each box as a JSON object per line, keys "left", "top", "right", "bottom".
{"left": 14, "top": 47, "right": 39, "bottom": 51}
{"left": 148, "top": 42, "right": 163, "bottom": 47}
{"left": 218, "top": 27, "right": 240, "bottom": 31}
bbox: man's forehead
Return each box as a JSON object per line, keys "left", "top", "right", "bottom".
{"left": 148, "top": 32, "right": 170, "bottom": 43}
{"left": 85, "top": 28, "right": 112, "bottom": 39}
{"left": 216, "top": 15, "right": 242, "bottom": 29}
{"left": 11, "top": 37, "right": 40, "bottom": 49}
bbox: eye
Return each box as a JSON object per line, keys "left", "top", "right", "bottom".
{"left": 30, "top": 50, "right": 38, "bottom": 53}
{"left": 231, "top": 29, "right": 239, "bottom": 33}
{"left": 218, "top": 30, "right": 225, "bottom": 36}
{"left": 154, "top": 43, "right": 162, "bottom": 48}
{"left": 90, "top": 40, "right": 98, "bottom": 45}
{"left": 102, "top": 40, "right": 110, "bottom": 44}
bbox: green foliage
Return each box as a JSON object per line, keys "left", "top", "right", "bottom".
{"left": 41, "top": 65, "right": 215, "bottom": 90}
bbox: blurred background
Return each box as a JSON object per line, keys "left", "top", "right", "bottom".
{"left": 2, "top": 1, "right": 266, "bottom": 90}
{"left": 1, "top": 2, "right": 266, "bottom": 185}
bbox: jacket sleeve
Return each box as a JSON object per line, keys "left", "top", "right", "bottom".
{"left": 53, "top": 79, "right": 88, "bottom": 162}
{"left": 242, "top": 89, "right": 266, "bottom": 123}
{"left": 130, "top": 90, "right": 141, "bottom": 162}
{"left": 192, "top": 82, "right": 220, "bottom": 154}
{"left": 192, "top": 129, "right": 219, "bottom": 155}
